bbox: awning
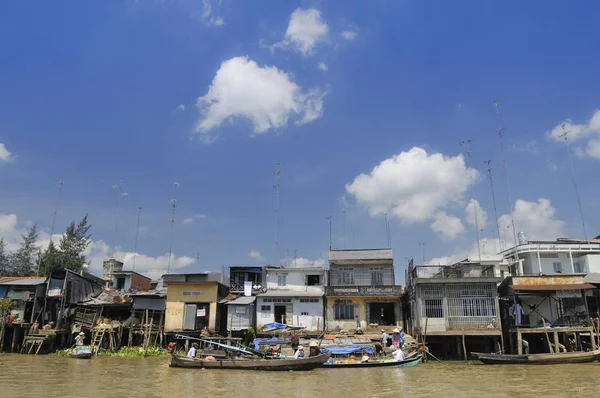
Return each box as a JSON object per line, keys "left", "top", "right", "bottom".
{"left": 511, "top": 283, "right": 596, "bottom": 292}
{"left": 583, "top": 273, "right": 600, "bottom": 285}
{"left": 225, "top": 296, "right": 256, "bottom": 305}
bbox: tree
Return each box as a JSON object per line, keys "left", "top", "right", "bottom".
{"left": 39, "top": 241, "right": 60, "bottom": 276}
{"left": 8, "top": 225, "right": 39, "bottom": 276}
{"left": 0, "top": 238, "right": 9, "bottom": 277}
{"left": 57, "top": 214, "right": 92, "bottom": 274}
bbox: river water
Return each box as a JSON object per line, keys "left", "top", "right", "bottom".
{"left": 0, "top": 355, "right": 597, "bottom": 397}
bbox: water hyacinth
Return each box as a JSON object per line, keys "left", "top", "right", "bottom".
{"left": 54, "top": 346, "right": 168, "bottom": 357}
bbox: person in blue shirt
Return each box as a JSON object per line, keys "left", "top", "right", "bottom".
{"left": 381, "top": 329, "right": 388, "bottom": 347}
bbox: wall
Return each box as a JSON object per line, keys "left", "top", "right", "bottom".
{"left": 256, "top": 297, "right": 324, "bottom": 331}
{"left": 325, "top": 297, "right": 366, "bottom": 331}
{"left": 264, "top": 269, "right": 326, "bottom": 292}
{"left": 227, "top": 304, "right": 254, "bottom": 331}
{"left": 132, "top": 297, "right": 165, "bottom": 311}
{"left": 165, "top": 301, "right": 184, "bottom": 331}
{"left": 130, "top": 274, "right": 151, "bottom": 291}
{"left": 583, "top": 254, "right": 600, "bottom": 273}
{"left": 165, "top": 283, "right": 220, "bottom": 332}
{"left": 521, "top": 252, "right": 600, "bottom": 275}
{"left": 329, "top": 265, "right": 394, "bottom": 286}
{"left": 517, "top": 293, "right": 586, "bottom": 327}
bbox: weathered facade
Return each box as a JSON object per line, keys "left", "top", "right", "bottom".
{"left": 111, "top": 271, "right": 152, "bottom": 292}
{"left": 325, "top": 249, "right": 402, "bottom": 331}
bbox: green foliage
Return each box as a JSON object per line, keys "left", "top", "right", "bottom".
{"left": 39, "top": 214, "right": 92, "bottom": 276}
{"left": 0, "top": 238, "right": 9, "bottom": 277}
{"left": 54, "top": 346, "right": 168, "bottom": 357}
{"left": 7, "top": 225, "right": 39, "bottom": 276}
{"left": 0, "top": 298, "right": 13, "bottom": 316}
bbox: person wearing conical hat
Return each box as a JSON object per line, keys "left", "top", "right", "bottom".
{"left": 308, "top": 341, "right": 321, "bottom": 357}
{"left": 75, "top": 331, "right": 85, "bottom": 347}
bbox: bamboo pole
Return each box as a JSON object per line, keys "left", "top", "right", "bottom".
{"left": 542, "top": 319, "right": 553, "bottom": 353}
{"left": 462, "top": 333, "right": 467, "bottom": 362}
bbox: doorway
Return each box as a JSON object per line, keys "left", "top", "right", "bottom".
{"left": 274, "top": 305, "right": 287, "bottom": 324}
{"left": 369, "top": 302, "right": 396, "bottom": 325}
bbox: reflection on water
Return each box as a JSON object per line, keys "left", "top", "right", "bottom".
{"left": 0, "top": 355, "right": 597, "bottom": 398}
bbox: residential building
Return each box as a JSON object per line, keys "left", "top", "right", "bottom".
{"left": 225, "top": 265, "right": 271, "bottom": 334}
{"left": 162, "top": 273, "right": 228, "bottom": 335}
{"left": 325, "top": 249, "right": 403, "bottom": 331}
{"left": 501, "top": 237, "right": 600, "bottom": 275}
{"left": 256, "top": 266, "right": 327, "bottom": 331}
{"left": 111, "top": 271, "right": 152, "bottom": 292}
{"left": 229, "top": 265, "right": 270, "bottom": 295}
{"left": 406, "top": 258, "right": 505, "bottom": 358}
{"left": 0, "top": 276, "right": 46, "bottom": 324}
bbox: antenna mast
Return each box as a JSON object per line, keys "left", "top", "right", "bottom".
{"left": 559, "top": 124, "right": 588, "bottom": 240}
{"left": 459, "top": 139, "right": 481, "bottom": 261}
{"left": 50, "top": 180, "right": 65, "bottom": 239}
{"left": 326, "top": 216, "right": 332, "bottom": 250}
{"left": 273, "top": 163, "right": 281, "bottom": 265}
{"left": 485, "top": 160, "right": 503, "bottom": 251}
{"left": 167, "top": 182, "right": 179, "bottom": 273}
{"left": 494, "top": 101, "right": 518, "bottom": 247}
{"left": 111, "top": 178, "right": 127, "bottom": 258}
{"left": 343, "top": 209, "right": 347, "bottom": 249}
{"left": 384, "top": 213, "right": 391, "bottom": 248}
{"left": 418, "top": 241, "right": 426, "bottom": 264}
{"left": 132, "top": 206, "right": 142, "bottom": 271}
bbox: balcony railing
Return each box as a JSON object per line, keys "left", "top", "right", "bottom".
{"left": 230, "top": 282, "right": 263, "bottom": 292}
{"left": 325, "top": 285, "right": 403, "bottom": 296}
{"left": 411, "top": 265, "right": 496, "bottom": 280}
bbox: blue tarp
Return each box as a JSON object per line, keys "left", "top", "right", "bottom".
{"left": 263, "top": 322, "right": 286, "bottom": 330}
{"left": 253, "top": 337, "right": 290, "bottom": 351}
{"left": 0, "top": 286, "right": 7, "bottom": 298}
{"left": 320, "top": 345, "right": 375, "bottom": 355}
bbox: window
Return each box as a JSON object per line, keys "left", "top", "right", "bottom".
{"left": 261, "top": 305, "right": 271, "bottom": 318}
{"left": 301, "top": 312, "right": 309, "bottom": 316}
{"left": 263, "top": 298, "right": 291, "bottom": 303}
{"left": 334, "top": 299, "right": 355, "bottom": 320}
{"left": 116, "top": 277, "right": 125, "bottom": 290}
{"left": 182, "top": 291, "right": 202, "bottom": 296}
{"left": 370, "top": 267, "right": 384, "bottom": 286}
{"left": 300, "top": 298, "right": 319, "bottom": 303}
{"left": 574, "top": 262, "right": 586, "bottom": 273}
{"left": 553, "top": 262, "right": 563, "bottom": 273}
{"left": 306, "top": 275, "right": 321, "bottom": 286}
{"left": 338, "top": 268, "right": 355, "bottom": 285}
{"left": 260, "top": 305, "right": 271, "bottom": 311}
{"left": 277, "top": 274, "right": 287, "bottom": 287}
{"left": 423, "top": 299, "right": 443, "bottom": 318}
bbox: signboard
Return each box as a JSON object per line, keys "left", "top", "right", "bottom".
{"left": 244, "top": 281, "right": 253, "bottom": 297}
{"left": 196, "top": 308, "right": 206, "bottom": 317}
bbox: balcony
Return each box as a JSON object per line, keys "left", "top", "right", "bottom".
{"left": 325, "top": 285, "right": 403, "bottom": 297}
{"left": 411, "top": 265, "right": 497, "bottom": 280}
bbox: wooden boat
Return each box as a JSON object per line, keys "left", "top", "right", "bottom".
{"left": 70, "top": 346, "right": 93, "bottom": 359}
{"left": 169, "top": 352, "right": 331, "bottom": 371}
{"left": 323, "top": 354, "right": 422, "bottom": 368}
{"left": 471, "top": 349, "right": 600, "bottom": 365}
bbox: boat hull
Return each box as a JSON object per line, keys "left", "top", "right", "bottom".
{"left": 169, "top": 352, "right": 331, "bottom": 371}
{"left": 471, "top": 350, "right": 600, "bottom": 365}
{"left": 323, "top": 354, "right": 422, "bottom": 368}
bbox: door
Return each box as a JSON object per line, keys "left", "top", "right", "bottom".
{"left": 183, "top": 304, "right": 197, "bottom": 330}
{"left": 274, "top": 305, "right": 286, "bottom": 324}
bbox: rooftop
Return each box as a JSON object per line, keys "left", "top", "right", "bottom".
{"left": 0, "top": 276, "right": 47, "bottom": 286}
{"left": 258, "top": 290, "right": 324, "bottom": 297}
{"left": 111, "top": 270, "right": 151, "bottom": 280}
{"left": 329, "top": 248, "right": 393, "bottom": 262}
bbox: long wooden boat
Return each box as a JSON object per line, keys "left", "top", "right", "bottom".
{"left": 471, "top": 349, "right": 600, "bottom": 365}
{"left": 169, "top": 352, "right": 331, "bottom": 371}
{"left": 323, "top": 354, "right": 422, "bottom": 368}
{"left": 70, "top": 347, "right": 93, "bottom": 359}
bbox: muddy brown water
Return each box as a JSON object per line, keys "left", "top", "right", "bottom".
{"left": 0, "top": 355, "right": 597, "bottom": 397}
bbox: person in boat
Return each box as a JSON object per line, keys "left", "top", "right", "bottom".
{"left": 293, "top": 345, "right": 305, "bottom": 359}
{"left": 291, "top": 334, "right": 300, "bottom": 352}
{"left": 374, "top": 341, "right": 386, "bottom": 358}
{"left": 308, "top": 341, "right": 321, "bottom": 357}
{"left": 392, "top": 347, "right": 405, "bottom": 362}
{"left": 361, "top": 354, "right": 370, "bottom": 363}
{"left": 381, "top": 329, "right": 388, "bottom": 347}
{"left": 187, "top": 343, "right": 198, "bottom": 358}
{"left": 74, "top": 332, "right": 85, "bottom": 347}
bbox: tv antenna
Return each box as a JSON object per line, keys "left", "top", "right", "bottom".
{"left": 132, "top": 206, "right": 142, "bottom": 271}
{"left": 459, "top": 139, "right": 481, "bottom": 261}
{"left": 167, "top": 182, "right": 179, "bottom": 273}
{"left": 485, "top": 160, "right": 502, "bottom": 251}
{"left": 111, "top": 178, "right": 127, "bottom": 258}
{"left": 50, "top": 180, "right": 65, "bottom": 239}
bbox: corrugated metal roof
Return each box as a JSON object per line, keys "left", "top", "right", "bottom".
{"left": 0, "top": 277, "right": 46, "bottom": 286}
{"left": 225, "top": 296, "right": 256, "bottom": 305}
{"left": 258, "top": 290, "right": 324, "bottom": 297}
{"left": 329, "top": 249, "right": 393, "bottom": 261}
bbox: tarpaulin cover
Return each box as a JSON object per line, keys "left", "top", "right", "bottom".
{"left": 320, "top": 345, "right": 375, "bottom": 355}
{"left": 253, "top": 337, "right": 290, "bottom": 350}
{"left": 263, "top": 322, "right": 286, "bottom": 330}
{"left": 0, "top": 286, "right": 7, "bottom": 298}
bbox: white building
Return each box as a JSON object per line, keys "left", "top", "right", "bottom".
{"left": 256, "top": 266, "right": 327, "bottom": 331}
{"left": 501, "top": 237, "right": 600, "bottom": 275}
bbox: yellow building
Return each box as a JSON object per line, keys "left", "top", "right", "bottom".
{"left": 162, "top": 273, "right": 228, "bottom": 334}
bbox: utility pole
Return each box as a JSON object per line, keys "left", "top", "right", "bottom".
{"left": 326, "top": 216, "right": 332, "bottom": 250}
{"left": 459, "top": 139, "right": 481, "bottom": 261}
{"left": 132, "top": 206, "right": 142, "bottom": 271}
{"left": 419, "top": 241, "right": 426, "bottom": 264}
{"left": 343, "top": 209, "right": 347, "bottom": 249}
{"left": 384, "top": 213, "right": 391, "bottom": 248}
{"left": 167, "top": 182, "right": 179, "bottom": 274}
{"left": 485, "top": 160, "right": 502, "bottom": 251}
{"left": 559, "top": 124, "right": 588, "bottom": 240}
{"left": 111, "top": 178, "right": 127, "bottom": 259}
{"left": 50, "top": 180, "right": 65, "bottom": 238}
{"left": 494, "top": 101, "right": 518, "bottom": 247}
{"left": 273, "top": 163, "right": 281, "bottom": 265}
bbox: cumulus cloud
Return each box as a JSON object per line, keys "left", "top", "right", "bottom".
{"left": 182, "top": 214, "right": 206, "bottom": 225}
{"left": 201, "top": 0, "right": 224, "bottom": 27}
{"left": 499, "top": 198, "right": 565, "bottom": 242}
{"left": 340, "top": 30, "right": 357, "bottom": 41}
{"left": 182, "top": 217, "right": 195, "bottom": 224}
{"left": 0, "top": 213, "right": 194, "bottom": 281}
{"left": 465, "top": 199, "right": 487, "bottom": 229}
{"left": 0, "top": 143, "right": 13, "bottom": 162}
{"left": 428, "top": 237, "right": 502, "bottom": 266}
{"left": 248, "top": 249, "right": 265, "bottom": 262}
{"left": 195, "top": 56, "right": 327, "bottom": 137}
{"left": 286, "top": 257, "right": 326, "bottom": 268}
{"left": 346, "top": 147, "right": 478, "bottom": 223}
{"left": 269, "top": 8, "right": 328, "bottom": 56}
{"left": 548, "top": 110, "right": 600, "bottom": 159}
{"left": 430, "top": 212, "right": 466, "bottom": 240}
{"left": 176, "top": 104, "right": 186, "bottom": 111}
{"left": 318, "top": 62, "right": 328, "bottom": 72}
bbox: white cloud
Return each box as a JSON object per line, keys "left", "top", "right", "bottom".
{"left": 270, "top": 8, "right": 328, "bottom": 56}
{"left": 346, "top": 147, "right": 479, "bottom": 223}
{"left": 428, "top": 237, "right": 502, "bottom": 266}
{"left": 430, "top": 211, "right": 466, "bottom": 241}
{"left": 548, "top": 110, "right": 600, "bottom": 159}
{"left": 0, "top": 143, "right": 13, "bottom": 162}
{"left": 286, "top": 257, "right": 326, "bottom": 268}
{"left": 195, "top": 56, "right": 327, "bottom": 137}
{"left": 499, "top": 198, "right": 565, "bottom": 242}
{"left": 194, "top": 214, "right": 207, "bottom": 219}
{"left": 465, "top": 199, "right": 487, "bottom": 229}
{"left": 318, "top": 62, "right": 328, "bottom": 72}
{"left": 182, "top": 217, "right": 195, "bottom": 224}
{"left": 201, "top": 0, "right": 224, "bottom": 27}
{"left": 0, "top": 213, "right": 194, "bottom": 281}
{"left": 176, "top": 104, "right": 186, "bottom": 111}
{"left": 340, "top": 30, "right": 357, "bottom": 41}
{"left": 248, "top": 249, "right": 265, "bottom": 262}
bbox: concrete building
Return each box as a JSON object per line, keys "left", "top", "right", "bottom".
{"left": 111, "top": 271, "right": 151, "bottom": 292}
{"left": 256, "top": 266, "right": 327, "bottom": 332}
{"left": 162, "top": 273, "right": 228, "bottom": 335}
{"left": 225, "top": 265, "right": 272, "bottom": 334}
{"left": 325, "top": 249, "right": 402, "bottom": 332}
{"left": 501, "top": 237, "right": 600, "bottom": 275}
{"left": 405, "top": 258, "right": 505, "bottom": 358}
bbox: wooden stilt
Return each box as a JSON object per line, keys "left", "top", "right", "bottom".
{"left": 517, "top": 330, "right": 523, "bottom": 355}
{"left": 461, "top": 333, "right": 467, "bottom": 362}
{"left": 553, "top": 331, "right": 559, "bottom": 354}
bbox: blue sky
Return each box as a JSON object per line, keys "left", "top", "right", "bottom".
{"left": 1, "top": 1, "right": 599, "bottom": 282}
